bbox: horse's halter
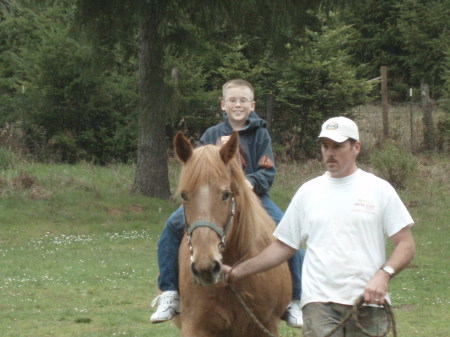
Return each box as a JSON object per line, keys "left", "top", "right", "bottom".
{"left": 183, "top": 196, "right": 236, "bottom": 257}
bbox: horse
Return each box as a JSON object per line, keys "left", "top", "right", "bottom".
{"left": 173, "top": 131, "right": 291, "bottom": 337}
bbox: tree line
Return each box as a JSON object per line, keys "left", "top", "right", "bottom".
{"left": 0, "top": 0, "right": 449, "bottom": 198}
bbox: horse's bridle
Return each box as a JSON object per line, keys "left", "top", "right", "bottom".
{"left": 183, "top": 196, "right": 236, "bottom": 256}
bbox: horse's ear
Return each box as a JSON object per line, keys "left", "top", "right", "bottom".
{"left": 174, "top": 131, "right": 193, "bottom": 163}
{"left": 220, "top": 131, "right": 239, "bottom": 164}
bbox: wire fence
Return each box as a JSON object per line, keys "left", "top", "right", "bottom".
{"left": 178, "top": 99, "right": 449, "bottom": 157}
{"left": 3, "top": 97, "right": 447, "bottom": 163}
{"left": 353, "top": 101, "right": 448, "bottom": 153}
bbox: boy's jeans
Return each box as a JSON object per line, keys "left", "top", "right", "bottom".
{"left": 156, "top": 194, "right": 304, "bottom": 300}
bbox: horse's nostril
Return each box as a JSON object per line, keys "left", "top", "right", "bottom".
{"left": 212, "top": 261, "right": 221, "bottom": 275}
{"left": 191, "top": 263, "right": 200, "bottom": 277}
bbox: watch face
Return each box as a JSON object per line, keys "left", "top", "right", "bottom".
{"left": 384, "top": 266, "right": 395, "bottom": 275}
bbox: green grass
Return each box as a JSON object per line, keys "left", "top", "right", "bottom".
{"left": 0, "top": 154, "right": 448, "bottom": 336}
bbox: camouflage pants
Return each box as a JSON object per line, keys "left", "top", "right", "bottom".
{"left": 302, "top": 302, "right": 388, "bottom": 337}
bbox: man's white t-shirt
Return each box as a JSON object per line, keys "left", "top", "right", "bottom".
{"left": 274, "top": 169, "right": 414, "bottom": 307}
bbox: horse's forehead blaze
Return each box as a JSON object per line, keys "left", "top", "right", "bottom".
{"left": 184, "top": 184, "right": 231, "bottom": 223}
{"left": 194, "top": 185, "right": 213, "bottom": 215}
{"left": 198, "top": 185, "right": 210, "bottom": 198}
{"left": 191, "top": 184, "right": 223, "bottom": 199}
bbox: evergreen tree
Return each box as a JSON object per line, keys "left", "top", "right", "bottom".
{"left": 75, "top": 0, "right": 325, "bottom": 198}
{"left": 341, "top": 0, "right": 449, "bottom": 100}
{"left": 0, "top": 1, "right": 137, "bottom": 163}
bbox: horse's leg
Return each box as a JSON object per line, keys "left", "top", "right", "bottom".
{"left": 172, "top": 315, "right": 181, "bottom": 329}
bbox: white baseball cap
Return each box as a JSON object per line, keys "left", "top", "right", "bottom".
{"left": 318, "top": 116, "right": 359, "bottom": 142}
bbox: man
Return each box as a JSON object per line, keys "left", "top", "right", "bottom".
{"left": 151, "top": 79, "right": 304, "bottom": 328}
{"left": 223, "top": 116, "right": 416, "bottom": 336}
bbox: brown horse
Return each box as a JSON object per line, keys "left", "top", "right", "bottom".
{"left": 173, "top": 131, "right": 291, "bottom": 337}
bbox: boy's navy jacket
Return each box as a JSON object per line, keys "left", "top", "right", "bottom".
{"left": 199, "top": 111, "right": 276, "bottom": 196}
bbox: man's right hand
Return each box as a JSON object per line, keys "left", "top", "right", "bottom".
{"left": 221, "top": 264, "right": 235, "bottom": 284}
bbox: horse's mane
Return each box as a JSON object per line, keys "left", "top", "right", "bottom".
{"left": 177, "top": 144, "right": 275, "bottom": 258}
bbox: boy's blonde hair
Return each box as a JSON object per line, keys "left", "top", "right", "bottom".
{"left": 222, "top": 79, "right": 254, "bottom": 100}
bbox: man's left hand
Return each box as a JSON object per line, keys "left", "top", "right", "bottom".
{"left": 363, "top": 269, "right": 389, "bottom": 305}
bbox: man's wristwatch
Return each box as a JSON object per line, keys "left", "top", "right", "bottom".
{"left": 380, "top": 265, "right": 395, "bottom": 278}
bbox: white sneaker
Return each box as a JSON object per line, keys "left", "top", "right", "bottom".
{"left": 150, "top": 290, "right": 180, "bottom": 323}
{"left": 281, "top": 300, "right": 303, "bottom": 328}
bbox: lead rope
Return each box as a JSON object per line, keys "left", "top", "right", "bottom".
{"left": 226, "top": 283, "right": 277, "bottom": 337}
{"left": 227, "top": 280, "right": 397, "bottom": 337}
{"left": 322, "top": 295, "right": 397, "bottom": 337}
{"left": 223, "top": 256, "right": 277, "bottom": 337}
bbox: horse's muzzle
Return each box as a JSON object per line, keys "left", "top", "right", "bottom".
{"left": 190, "top": 259, "right": 222, "bottom": 286}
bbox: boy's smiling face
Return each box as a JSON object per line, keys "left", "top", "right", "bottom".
{"left": 221, "top": 86, "right": 255, "bottom": 130}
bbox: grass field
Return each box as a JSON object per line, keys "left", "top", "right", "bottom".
{"left": 0, "top": 151, "right": 449, "bottom": 336}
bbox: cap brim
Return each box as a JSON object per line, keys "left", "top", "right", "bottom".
{"left": 318, "top": 131, "right": 349, "bottom": 143}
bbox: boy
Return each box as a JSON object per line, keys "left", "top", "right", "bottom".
{"left": 151, "top": 79, "right": 304, "bottom": 328}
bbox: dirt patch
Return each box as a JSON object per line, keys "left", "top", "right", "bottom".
{"left": 395, "top": 303, "right": 416, "bottom": 311}
{"left": 13, "top": 171, "right": 36, "bottom": 189}
{"left": 107, "top": 208, "right": 123, "bottom": 215}
{"left": 28, "top": 186, "right": 52, "bottom": 200}
{"left": 106, "top": 204, "right": 144, "bottom": 215}
{"left": 128, "top": 204, "right": 144, "bottom": 213}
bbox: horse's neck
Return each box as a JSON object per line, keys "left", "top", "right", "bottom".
{"left": 223, "top": 217, "right": 257, "bottom": 265}
{"left": 222, "top": 236, "right": 243, "bottom": 265}
{"left": 223, "top": 249, "right": 248, "bottom": 266}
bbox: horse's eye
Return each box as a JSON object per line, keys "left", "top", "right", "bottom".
{"left": 180, "top": 192, "right": 188, "bottom": 201}
{"left": 222, "top": 191, "right": 231, "bottom": 201}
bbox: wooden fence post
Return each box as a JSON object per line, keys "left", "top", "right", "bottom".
{"left": 381, "top": 66, "right": 389, "bottom": 138}
{"left": 421, "top": 83, "right": 434, "bottom": 150}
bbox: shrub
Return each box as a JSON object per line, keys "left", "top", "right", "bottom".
{"left": 370, "top": 140, "right": 417, "bottom": 189}
{"left": 0, "top": 148, "right": 15, "bottom": 170}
